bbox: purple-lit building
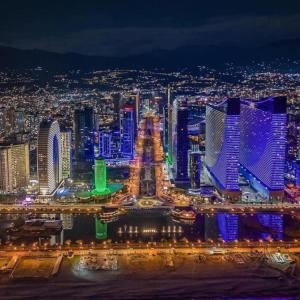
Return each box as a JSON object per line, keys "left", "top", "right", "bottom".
{"left": 120, "top": 105, "right": 135, "bottom": 159}
{"left": 205, "top": 98, "right": 241, "bottom": 200}
{"left": 239, "top": 96, "right": 287, "bottom": 199}
{"left": 172, "top": 98, "right": 189, "bottom": 182}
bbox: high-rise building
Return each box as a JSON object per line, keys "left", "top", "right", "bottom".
{"left": 38, "top": 120, "right": 62, "bottom": 195}
{"left": 239, "top": 96, "right": 287, "bottom": 199}
{"left": 172, "top": 98, "right": 189, "bottom": 181}
{"left": 99, "top": 128, "right": 112, "bottom": 158}
{"left": 120, "top": 105, "right": 135, "bottom": 159}
{"left": 15, "top": 110, "right": 25, "bottom": 133}
{"left": 94, "top": 157, "right": 107, "bottom": 193}
{"left": 98, "top": 127, "right": 120, "bottom": 159}
{"left": 163, "top": 105, "right": 168, "bottom": 152}
{"left": 205, "top": 98, "right": 240, "bottom": 199}
{"left": 60, "top": 129, "right": 72, "bottom": 179}
{"left": 5, "top": 107, "right": 15, "bottom": 135}
{"left": 167, "top": 86, "right": 173, "bottom": 163}
{"left": 74, "top": 106, "right": 94, "bottom": 161}
{"left": 135, "top": 90, "right": 140, "bottom": 129}
{"left": 128, "top": 91, "right": 140, "bottom": 133}
{"left": 112, "top": 93, "right": 122, "bottom": 116}
{"left": 287, "top": 99, "right": 300, "bottom": 161}
{"left": 190, "top": 152, "right": 201, "bottom": 189}
{"left": 0, "top": 143, "right": 30, "bottom": 192}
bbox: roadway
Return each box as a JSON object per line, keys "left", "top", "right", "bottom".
{"left": 2, "top": 240, "right": 300, "bottom": 254}
{"left": 1, "top": 202, "right": 300, "bottom": 214}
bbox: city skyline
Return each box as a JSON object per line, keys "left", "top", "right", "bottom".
{"left": 1, "top": 1, "right": 300, "bottom": 299}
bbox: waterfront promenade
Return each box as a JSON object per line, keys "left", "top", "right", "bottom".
{"left": 0, "top": 202, "right": 300, "bottom": 214}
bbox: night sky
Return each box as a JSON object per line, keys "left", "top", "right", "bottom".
{"left": 0, "top": 0, "right": 300, "bottom": 57}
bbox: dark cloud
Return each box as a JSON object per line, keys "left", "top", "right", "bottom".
{"left": 0, "top": 1, "right": 300, "bottom": 56}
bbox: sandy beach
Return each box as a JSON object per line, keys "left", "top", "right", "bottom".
{"left": 1, "top": 253, "right": 300, "bottom": 299}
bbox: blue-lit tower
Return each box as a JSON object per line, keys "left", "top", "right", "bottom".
{"left": 172, "top": 98, "right": 189, "bottom": 182}
{"left": 99, "top": 127, "right": 120, "bottom": 159}
{"left": 239, "top": 96, "right": 287, "bottom": 200}
{"left": 74, "top": 106, "right": 94, "bottom": 162}
{"left": 205, "top": 98, "right": 241, "bottom": 200}
{"left": 99, "top": 128, "right": 112, "bottom": 158}
{"left": 120, "top": 105, "right": 135, "bottom": 159}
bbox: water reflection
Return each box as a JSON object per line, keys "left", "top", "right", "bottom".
{"left": 95, "top": 218, "right": 107, "bottom": 240}
{"left": 0, "top": 211, "right": 296, "bottom": 245}
{"left": 257, "top": 213, "right": 283, "bottom": 240}
{"left": 217, "top": 213, "right": 239, "bottom": 242}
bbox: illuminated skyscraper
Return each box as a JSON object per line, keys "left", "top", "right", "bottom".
{"left": 94, "top": 157, "right": 107, "bottom": 193}
{"left": 15, "top": 110, "right": 25, "bottom": 133}
{"left": 120, "top": 105, "right": 135, "bottom": 159}
{"left": 167, "top": 86, "right": 173, "bottom": 163}
{"left": 38, "top": 120, "right": 62, "bottom": 195}
{"left": 172, "top": 98, "right": 189, "bottom": 181}
{"left": 239, "top": 96, "right": 287, "bottom": 199}
{"left": 287, "top": 100, "right": 300, "bottom": 161}
{"left": 0, "top": 143, "right": 29, "bottom": 192}
{"left": 205, "top": 98, "right": 240, "bottom": 199}
{"left": 74, "top": 106, "right": 94, "bottom": 161}
{"left": 99, "top": 127, "right": 120, "bottom": 159}
{"left": 99, "top": 128, "right": 112, "bottom": 158}
{"left": 60, "top": 129, "right": 72, "bottom": 179}
{"left": 135, "top": 90, "right": 140, "bottom": 129}
{"left": 128, "top": 91, "right": 140, "bottom": 133}
{"left": 163, "top": 105, "right": 168, "bottom": 151}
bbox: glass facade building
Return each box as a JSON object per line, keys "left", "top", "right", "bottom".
{"left": 172, "top": 98, "right": 189, "bottom": 181}
{"left": 120, "top": 105, "right": 135, "bottom": 159}
{"left": 94, "top": 157, "right": 107, "bottom": 193}
{"left": 60, "top": 129, "right": 72, "bottom": 179}
{"left": 0, "top": 143, "right": 30, "bottom": 192}
{"left": 239, "top": 96, "right": 287, "bottom": 198}
{"left": 74, "top": 106, "right": 94, "bottom": 162}
{"left": 38, "top": 120, "right": 62, "bottom": 195}
{"left": 99, "top": 127, "right": 120, "bottom": 159}
{"left": 205, "top": 98, "right": 240, "bottom": 194}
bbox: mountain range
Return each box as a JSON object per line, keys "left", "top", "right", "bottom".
{"left": 0, "top": 38, "right": 300, "bottom": 70}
